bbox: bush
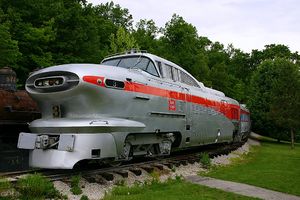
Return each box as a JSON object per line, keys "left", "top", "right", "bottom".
{"left": 200, "top": 152, "right": 211, "bottom": 169}
{"left": 17, "top": 173, "right": 61, "bottom": 200}
{"left": 70, "top": 175, "right": 82, "bottom": 195}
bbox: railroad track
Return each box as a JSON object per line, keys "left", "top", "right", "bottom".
{"left": 1, "top": 141, "right": 244, "bottom": 183}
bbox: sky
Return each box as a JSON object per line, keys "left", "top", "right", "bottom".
{"left": 88, "top": 0, "right": 300, "bottom": 53}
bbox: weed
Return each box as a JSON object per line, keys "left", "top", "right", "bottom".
{"left": 17, "top": 173, "right": 61, "bottom": 200}
{"left": 171, "top": 165, "right": 176, "bottom": 172}
{"left": 175, "top": 175, "right": 183, "bottom": 181}
{"left": 70, "top": 175, "right": 82, "bottom": 195}
{"left": 115, "top": 179, "right": 125, "bottom": 186}
{"left": 80, "top": 195, "right": 89, "bottom": 200}
{"left": 149, "top": 170, "right": 160, "bottom": 182}
{"left": 200, "top": 152, "right": 211, "bottom": 169}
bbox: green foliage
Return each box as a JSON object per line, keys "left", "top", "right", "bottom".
{"left": 0, "top": 22, "right": 21, "bottom": 68}
{"left": 204, "top": 140, "right": 300, "bottom": 196}
{"left": 199, "top": 152, "right": 211, "bottom": 169}
{"left": 70, "top": 175, "right": 82, "bottom": 195}
{"left": 80, "top": 195, "right": 89, "bottom": 200}
{"left": 16, "top": 173, "right": 61, "bottom": 200}
{"left": 0, "top": 0, "right": 133, "bottom": 85}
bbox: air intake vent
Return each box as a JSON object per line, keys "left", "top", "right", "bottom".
{"left": 105, "top": 79, "right": 125, "bottom": 89}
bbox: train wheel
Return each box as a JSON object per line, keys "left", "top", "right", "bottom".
{"left": 108, "top": 161, "right": 122, "bottom": 167}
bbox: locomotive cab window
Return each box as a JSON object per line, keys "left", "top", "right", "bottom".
{"left": 102, "top": 56, "right": 159, "bottom": 77}
{"left": 146, "top": 61, "right": 159, "bottom": 76}
{"left": 102, "top": 58, "right": 120, "bottom": 66}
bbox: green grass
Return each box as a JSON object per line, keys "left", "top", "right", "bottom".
{"left": 204, "top": 140, "right": 300, "bottom": 196}
{"left": 1, "top": 174, "right": 67, "bottom": 200}
{"left": 103, "top": 177, "right": 259, "bottom": 200}
{"left": 0, "top": 178, "right": 14, "bottom": 200}
{"left": 16, "top": 173, "right": 64, "bottom": 200}
{"left": 0, "top": 178, "right": 12, "bottom": 194}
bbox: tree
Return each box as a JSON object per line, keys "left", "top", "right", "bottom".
{"left": 249, "top": 44, "right": 298, "bottom": 72}
{"left": 109, "top": 26, "right": 138, "bottom": 54}
{"left": 0, "top": 22, "right": 21, "bottom": 67}
{"left": 94, "top": 1, "right": 133, "bottom": 30}
{"left": 159, "top": 14, "right": 211, "bottom": 84}
{"left": 268, "top": 59, "right": 300, "bottom": 148}
{"left": 248, "top": 58, "right": 300, "bottom": 147}
{"left": 50, "top": 1, "right": 101, "bottom": 64}
{"left": 132, "top": 19, "right": 159, "bottom": 53}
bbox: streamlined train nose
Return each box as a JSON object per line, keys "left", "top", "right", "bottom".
{"left": 25, "top": 63, "right": 129, "bottom": 94}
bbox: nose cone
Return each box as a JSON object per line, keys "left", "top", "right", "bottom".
{"left": 26, "top": 69, "right": 80, "bottom": 94}
{"left": 25, "top": 63, "right": 133, "bottom": 95}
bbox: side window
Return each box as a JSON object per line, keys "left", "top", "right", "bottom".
{"left": 172, "top": 67, "right": 179, "bottom": 81}
{"left": 164, "top": 64, "right": 173, "bottom": 80}
{"left": 146, "top": 61, "right": 159, "bottom": 77}
{"left": 156, "top": 61, "right": 164, "bottom": 77}
{"left": 180, "top": 71, "right": 199, "bottom": 87}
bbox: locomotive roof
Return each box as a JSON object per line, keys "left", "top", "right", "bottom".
{"left": 102, "top": 51, "right": 230, "bottom": 99}
{"left": 103, "top": 52, "right": 203, "bottom": 84}
{"left": 103, "top": 51, "right": 191, "bottom": 76}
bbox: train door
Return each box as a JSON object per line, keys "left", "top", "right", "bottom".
{"left": 182, "top": 87, "right": 192, "bottom": 146}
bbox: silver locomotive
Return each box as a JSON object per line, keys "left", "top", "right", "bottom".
{"left": 18, "top": 51, "right": 250, "bottom": 169}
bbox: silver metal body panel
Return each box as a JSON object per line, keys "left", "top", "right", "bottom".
{"left": 29, "top": 133, "right": 117, "bottom": 169}
{"left": 29, "top": 118, "right": 145, "bottom": 133}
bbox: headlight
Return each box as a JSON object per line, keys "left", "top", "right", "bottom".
{"left": 34, "top": 76, "right": 64, "bottom": 88}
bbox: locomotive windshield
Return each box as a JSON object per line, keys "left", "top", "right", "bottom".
{"left": 102, "top": 56, "right": 159, "bottom": 77}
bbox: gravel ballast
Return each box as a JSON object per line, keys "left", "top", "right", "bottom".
{"left": 54, "top": 139, "right": 259, "bottom": 200}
